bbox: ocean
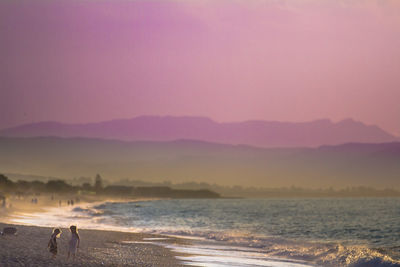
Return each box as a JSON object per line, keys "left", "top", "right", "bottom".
{"left": 12, "top": 198, "right": 400, "bottom": 266}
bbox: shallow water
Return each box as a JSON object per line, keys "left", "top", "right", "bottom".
{"left": 100, "top": 198, "right": 400, "bottom": 247}
{"left": 11, "top": 198, "right": 400, "bottom": 266}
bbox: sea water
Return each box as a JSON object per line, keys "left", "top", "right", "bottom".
{"left": 12, "top": 198, "right": 400, "bottom": 266}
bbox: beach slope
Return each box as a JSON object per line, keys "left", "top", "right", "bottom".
{"left": 0, "top": 223, "right": 184, "bottom": 266}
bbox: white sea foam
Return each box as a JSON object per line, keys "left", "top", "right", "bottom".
{"left": 9, "top": 199, "right": 400, "bottom": 267}
{"left": 165, "top": 242, "right": 315, "bottom": 267}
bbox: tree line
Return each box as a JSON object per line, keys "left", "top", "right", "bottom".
{"left": 0, "top": 174, "right": 220, "bottom": 199}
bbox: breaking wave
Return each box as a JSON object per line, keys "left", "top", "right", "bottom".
{"left": 11, "top": 198, "right": 400, "bottom": 266}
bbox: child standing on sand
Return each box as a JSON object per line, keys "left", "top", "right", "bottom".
{"left": 67, "top": 225, "right": 80, "bottom": 260}
{"left": 48, "top": 228, "right": 61, "bottom": 258}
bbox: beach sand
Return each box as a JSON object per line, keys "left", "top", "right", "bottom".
{"left": 0, "top": 222, "right": 186, "bottom": 266}
{"left": 0, "top": 194, "right": 187, "bottom": 266}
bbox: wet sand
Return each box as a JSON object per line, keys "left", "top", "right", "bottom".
{"left": 0, "top": 222, "right": 187, "bottom": 266}
{"left": 0, "top": 194, "right": 188, "bottom": 266}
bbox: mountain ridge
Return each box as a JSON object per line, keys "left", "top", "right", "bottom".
{"left": 0, "top": 116, "right": 398, "bottom": 148}
{"left": 0, "top": 136, "right": 399, "bottom": 188}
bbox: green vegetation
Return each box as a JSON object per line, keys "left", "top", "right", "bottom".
{"left": 0, "top": 174, "right": 220, "bottom": 199}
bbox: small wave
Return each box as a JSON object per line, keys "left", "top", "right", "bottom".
{"left": 72, "top": 206, "right": 115, "bottom": 217}
{"left": 128, "top": 228, "right": 400, "bottom": 267}
{"left": 351, "top": 258, "right": 400, "bottom": 267}
{"left": 93, "top": 203, "right": 107, "bottom": 210}
{"left": 12, "top": 200, "right": 400, "bottom": 267}
{"left": 65, "top": 206, "right": 400, "bottom": 267}
{"left": 72, "top": 207, "right": 90, "bottom": 213}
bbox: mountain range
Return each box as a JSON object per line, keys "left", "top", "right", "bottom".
{"left": 1, "top": 136, "right": 399, "bottom": 188}
{"left": 0, "top": 116, "right": 398, "bottom": 148}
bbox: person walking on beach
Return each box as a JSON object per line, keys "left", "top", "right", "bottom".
{"left": 48, "top": 228, "right": 61, "bottom": 259}
{"left": 67, "top": 225, "right": 80, "bottom": 260}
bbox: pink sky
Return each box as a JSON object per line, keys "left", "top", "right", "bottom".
{"left": 1, "top": 0, "right": 400, "bottom": 135}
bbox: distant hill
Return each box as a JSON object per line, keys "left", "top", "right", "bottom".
{"left": 0, "top": 116, "right": 398, "bottom": 147}
{"left": 1, "top": 136, "right": 399, "bottom": 188}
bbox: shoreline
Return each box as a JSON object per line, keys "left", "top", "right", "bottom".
{"left": 0, "top": 192, "right": 159, "bottom": 226}
{"left": 0, "top": 194, "right": 188, "bottom": 266}
{"left": 0, "top": 198, "right": 325, "bottom": 267}
{"left": 0, "top": 196, "right": 316, "bottom": 267}
{"left": 0, "top": 222, "right": 187, "bottom": 266}
{"left": 3, "top": 196, "right": 400, "bottom": 267}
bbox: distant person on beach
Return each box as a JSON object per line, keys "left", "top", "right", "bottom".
{"left": 67, "top": 225, "right": 80, "bottom": 260}
{"left": 48, "top": 228, "right": 61, "bottom": 259}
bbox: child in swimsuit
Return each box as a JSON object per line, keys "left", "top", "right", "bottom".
{"left": 48, "top": 228, "right": 61, "bottom": 258}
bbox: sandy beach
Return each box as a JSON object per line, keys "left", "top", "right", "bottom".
{"left": 0, "top": 222, "right": 187, "bottom": 266}
{"left": 0, "top": 195, "right": 187, "bottom": 266}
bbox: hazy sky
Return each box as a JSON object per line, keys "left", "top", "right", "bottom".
{"left": 1, "top": 0, "right": 400, "bottom": 135}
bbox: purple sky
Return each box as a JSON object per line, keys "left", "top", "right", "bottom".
{"left": 1, "top": 0, "right": 400, "bottom": 135}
